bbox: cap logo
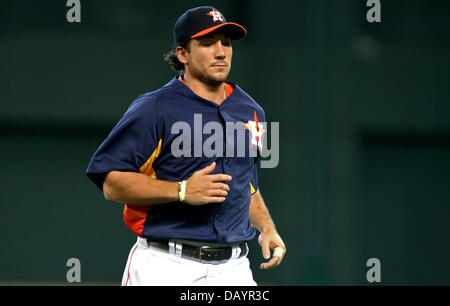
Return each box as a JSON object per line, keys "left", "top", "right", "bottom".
{"left": 207, "top": 9, "right": 224, "bottom": 22}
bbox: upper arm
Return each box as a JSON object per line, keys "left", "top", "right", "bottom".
{"left": 250, "top": 189, "right": 262, "bottom": 203}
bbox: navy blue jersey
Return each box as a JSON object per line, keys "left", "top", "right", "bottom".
{"left": 86, "top": 77, "right": 265, "bottom": 243}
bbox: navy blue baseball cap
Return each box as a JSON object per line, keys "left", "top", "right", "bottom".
{"left": 173, "top": 6, "right": 247, "bottom": 47}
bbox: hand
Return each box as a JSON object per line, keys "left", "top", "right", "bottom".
{"left": 184, "top": 162, "right": 232, "bottom": 205}
{"left": 258, "top": 229, "right": 286, "bottom": 270}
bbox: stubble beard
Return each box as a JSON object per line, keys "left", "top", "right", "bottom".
{"left": 189, "top": 65, "right": 230, "bottom": 87}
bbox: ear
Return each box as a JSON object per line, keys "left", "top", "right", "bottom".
{"left": 176, "top": 46, "right": 188, "bottom": 65}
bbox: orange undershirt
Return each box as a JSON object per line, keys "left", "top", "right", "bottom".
{"left": 178, "top": 76, "right": 234, "bottom": 98}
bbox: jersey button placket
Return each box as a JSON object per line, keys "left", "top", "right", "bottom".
{"left": 215, "top": 213, "right": 227, "bottom": 241}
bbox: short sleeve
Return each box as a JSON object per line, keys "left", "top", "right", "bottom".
{"left": 250, "top": 161, "right": 259, "bottom": 195}
{"left": 85, "top": 95, "right": 161, "bottom": 191}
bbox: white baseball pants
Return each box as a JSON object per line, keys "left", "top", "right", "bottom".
{"left": 121, "top": 237, "right": 257, "bottom": 286}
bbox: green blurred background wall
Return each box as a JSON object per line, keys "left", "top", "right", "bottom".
{"left": 0, "top": 0, "right": 449, "bottom": 285}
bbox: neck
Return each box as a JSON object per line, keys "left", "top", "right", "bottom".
{"left": 181, "top": 72, "right": 227, "bottom": 105}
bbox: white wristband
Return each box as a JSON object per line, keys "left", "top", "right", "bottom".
{"left": 178, "top": 180, "right": 187, "bottom": 202}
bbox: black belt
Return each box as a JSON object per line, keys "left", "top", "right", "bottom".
{"left": 147, "top": 239, "right": 248, "bottom": 264}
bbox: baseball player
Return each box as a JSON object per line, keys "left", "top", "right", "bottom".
{"left": 86, "top": 6, "right": 286, "bottom": 286}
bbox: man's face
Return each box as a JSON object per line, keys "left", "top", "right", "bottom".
{"left": 179, "top": 32, "right": 232, "bottom": 86}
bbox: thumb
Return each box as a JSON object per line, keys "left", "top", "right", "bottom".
{"left": 200, "top": 162, "right": 216, "bottom": 174}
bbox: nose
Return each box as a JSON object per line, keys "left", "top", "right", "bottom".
{"left": 214, "top": 41, "right": 226, "bottom": 59}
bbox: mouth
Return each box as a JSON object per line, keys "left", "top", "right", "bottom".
{"left": 211, "top": 63, "right": 227, "bottom": 68}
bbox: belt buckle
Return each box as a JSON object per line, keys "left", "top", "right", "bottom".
{"left": 199, "top": 246, "right": 209, "bottom": 262}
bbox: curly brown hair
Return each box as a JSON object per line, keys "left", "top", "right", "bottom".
{"left": 163, "top": 43, "right": 191, "bottom": 73}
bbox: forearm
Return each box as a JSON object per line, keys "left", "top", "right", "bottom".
{"left": 103, "top": 171, "right": 178, "bottom": 205}
{"left": 250, "top": 189, "right": 286, "bottom": 269}
{"left": 249, "top": 190, "right": 276, "bottom": 233}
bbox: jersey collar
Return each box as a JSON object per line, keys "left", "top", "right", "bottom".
{"left": 167, "top": 76, "right": 237, "bottom": 107}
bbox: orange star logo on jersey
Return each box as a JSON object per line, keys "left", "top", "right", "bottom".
{"left": 243, "top": 111, "right": 266, "bottom": 151}
{"left": 207, "top": 9, "right": 224, "bottom": 22}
